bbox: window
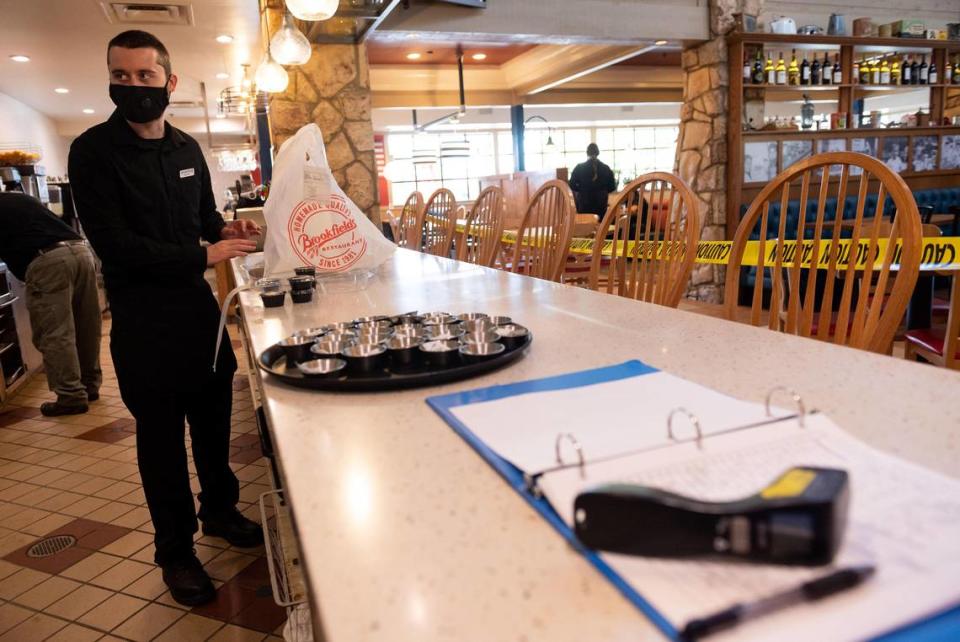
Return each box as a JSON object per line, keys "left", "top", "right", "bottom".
{"left": 384, "top": 121, "right": 680, "bottom": 205}
{"left": 385, "top": 131, "right": 506, "bottom": 204}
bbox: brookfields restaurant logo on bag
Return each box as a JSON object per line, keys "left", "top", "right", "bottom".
{"left": 287, "top": 195, "right": 367, "bottom": 271}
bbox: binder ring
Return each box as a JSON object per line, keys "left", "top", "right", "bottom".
{"left": 667, "top": 407, "right": 704, "bottom": 450}
{"left": 765, "top": 386, "right": 807, "bottom": 427}
{"left": 554, "top": 433, "right": 585, "bottom": 478}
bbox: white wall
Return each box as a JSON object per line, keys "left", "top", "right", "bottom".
{"left": 764, "top": 0, "right": 959, "bottom": 31}
{"left": 0, "top": 91, "right": 71, "bottom": 176}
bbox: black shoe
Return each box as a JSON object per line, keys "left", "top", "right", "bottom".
{"left": 161, "top": 555, "right": 216, "bottom": 606}
{"left": 201, "top": 509, "right": 264, "bottom": 548}
{"left": 87, "top": 390, "right": 100, "bottom": 402}
{"left": 40, "top": 401, "right": 89, "bottom": 417}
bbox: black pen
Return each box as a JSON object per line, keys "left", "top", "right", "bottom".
{"left": 680, "top": 565, "right": 876, "bottom": 640}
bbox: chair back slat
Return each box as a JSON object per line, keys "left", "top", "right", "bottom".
{"left": 458, "top": 186, "right": 505, "bottom": 267}
{"left": 726, "top": 151, "right": 922, "bottom": 353}
{"left": 419, "top": 188, "right": 457, "bottom": 257}
{"left": 587, "top": 172, "right": 700, "bottom": 308}
{"left": 397, "top": 191, "right": 424, "bottom": 249}
{"left": 511, "top": 180, "right": 575, "bottom": 282}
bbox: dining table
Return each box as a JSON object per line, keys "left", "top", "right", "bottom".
{"left": 229, "top": 249, "right": 960, "bottom": 642}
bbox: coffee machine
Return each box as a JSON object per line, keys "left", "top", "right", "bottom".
{"left": 0, "top": 165, "right": 49, "bottom": 204}
{"left": 18, "top": 165, "right": 49, "bottom": 204}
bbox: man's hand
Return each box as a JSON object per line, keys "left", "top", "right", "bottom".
{"left": 206, "top": 239, "right": 258, "bottom": 266}
{"left": 222, "top": 219, "right": 261, "bottom": 240}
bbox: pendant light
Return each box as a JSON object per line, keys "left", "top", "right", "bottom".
{"left": 255, "top": 51, "right": 289, "bottom": 93}
{"left": 271, "top": 11, "right": 311, "bottom": 65}
{"left": 286, "top": 0, "right": 339, "bottom": 21}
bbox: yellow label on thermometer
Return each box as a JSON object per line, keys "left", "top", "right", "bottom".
{"left": 761, "top": 468, "right": 817, "bottom": 499}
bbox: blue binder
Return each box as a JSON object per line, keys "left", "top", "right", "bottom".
{"left": 426, "top": 360, "right": 960, "bottom": 641}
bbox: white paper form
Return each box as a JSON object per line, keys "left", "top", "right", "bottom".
{"left": 538, "top": 414, "right": 960, "bottom": 642}
{"left": 449, "top": 372, "right": 792, "bottom": 473}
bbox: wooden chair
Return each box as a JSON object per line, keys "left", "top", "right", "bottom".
{"left": 396, "top": 191, "right": 424, "bottom": 249}
{"left": 904, "top": 273, "right": 960, "bottom": 369}
{"left": 418, "top": 188, "right": 457, "bottom": 257}
{"left": 510, "top": 180, "right": 576, "bottom": 282}
{"left": 725, "top": 151, "right": 922, "bottom": 354}
{"left": 457, "top": 186, "right": 505, "bottom": 267}
{"left": 587, "top": 173, "right": 700, "bottom": 308}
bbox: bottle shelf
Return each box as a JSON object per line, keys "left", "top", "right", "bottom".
{"left": 742, "top": 126, "right": 960, "bottom": 137}
{"left": 743, "top": 83, "right": 956, "bottom": 92}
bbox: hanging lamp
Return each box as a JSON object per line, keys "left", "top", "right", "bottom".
{"left": 286, "top": 0, "right": 339, "bottom": 21}
{"left": 271, "top": 11, "right": 311, "bottom": 65}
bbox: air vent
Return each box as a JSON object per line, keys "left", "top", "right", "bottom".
{"left": 27, "top": 535, "right": 76, "bottom": 558}
{"left": 100, "top": 3, "right": 195, "bottom": 26}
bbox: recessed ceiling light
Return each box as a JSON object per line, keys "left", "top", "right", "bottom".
{"left": 406, "top": 52, "right": 422, "bottom": 60}
{"left": 216, "top": 72, "right": 230, "bottom": 79}
{"left": 471, "top": 53, "right": 487, "bottom": 61}
{"left": 54, "top": 87, "right": 69, "bottom": 94}
{"left": 216, "top": 34, "right": 234, "bottom": 44}
{"left": 654, "top": 39, "right": 668, "bottom": 46}
{"left": 82, "top": 108, "right": 95, "bottom": 114}
{"left": 9, "top": 54, "right": 30, "bottom": 63}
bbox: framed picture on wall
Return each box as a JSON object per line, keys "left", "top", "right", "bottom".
{"left": 743, "top": 141, "right": 777, "bottom": 183}
{"left": 912, "top": 136, "right": 938, "bottom": 172}
{"left": 781, "top": 140, "right": 813, "bottom": 172}
{"left": 850, "top": 138, "right": 878, "bottom": 175}
{"left": 941, "top": 135, "right": 960, "bottom": 170}
{"left": 817, "top": 139, "right": 846, "bottom": 176}
{"left": 881, "top": 137, "right": 909, "bottom": 173}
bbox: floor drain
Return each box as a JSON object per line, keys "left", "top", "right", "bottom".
{"left": 26, "top": 534, "right": 77, "bottom": 558}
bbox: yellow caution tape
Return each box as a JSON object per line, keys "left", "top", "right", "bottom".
{"left": 429, "top": 216, "right": 960, "bottom": 271}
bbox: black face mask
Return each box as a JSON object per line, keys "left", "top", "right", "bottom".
{"left": 109, "top": 81, "right": 170, "bottom": 123}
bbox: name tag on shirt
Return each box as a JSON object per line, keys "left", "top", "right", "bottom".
{"left": 179, "top": 168, "right": 195, "bottom": 178}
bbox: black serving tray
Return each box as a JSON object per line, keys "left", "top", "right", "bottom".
{"left": 257, "top": 334, "right": 532, "bottom": 392}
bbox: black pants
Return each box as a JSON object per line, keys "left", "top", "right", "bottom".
{"left": 110, "top": 287, "right": 239, "bottom": 565}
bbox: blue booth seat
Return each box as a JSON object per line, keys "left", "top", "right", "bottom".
{"left": 736, "top": 187, "right": 960, "bottom": 294}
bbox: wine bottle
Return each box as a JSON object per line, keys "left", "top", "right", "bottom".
{"left": 929, "top": 57, "right": 938, "bottom": 84}
{"left": 880, "top": 57, "right": 891, "bottom": 84}
{"left": 788, "top": 49, "right": 800, "bottom": 86}
{"left": 859, "top": 57, "right": 870, "bottom": 84}
{"left": 832, "top": 54, "right": 842, "bottom": 84}
{"left": 911, "top": 56, "right": 921, "bottom": 85}
{"left": 903, "top": 55, "right": 912, "bottom": 84}
{"left": 945, "top": 59, "right": 953, "bottom": 85}
{"left": 891, "top": 54, "right": 901, "bottom": 85}
{"left": 870, "top": 58, "right": 880, "bottom": 85}
{"left": 752, "top": 51, "right": 765, "bottom": 84}
{"left": 811, "top": 53, "right": 821, "bottom": 85}
{"left": 919, "top": 54, "right": 928, "bottom": 84}
{"left": 776, "top": 51, "right": 787, "bottom": 85}
{"left": 743, "top": 53, "right": 751, "bottom": 82}
{"left": 800, "top": 52, "right": 811, "bottom": 85}
{"left": 765, "top": 52, "right": 776, "bottom": 84}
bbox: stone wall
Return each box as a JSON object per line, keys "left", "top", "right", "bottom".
{"left": 675, "top": 0, "right": 762, "bottom": 303}
{"left": 263, "top": 4, "right": 380, "bottom": 225}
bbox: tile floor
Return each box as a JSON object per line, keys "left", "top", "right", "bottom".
{"left": 0, "top": 320, "right": 288, "bottom": 641}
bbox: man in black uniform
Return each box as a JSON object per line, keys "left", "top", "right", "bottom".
{"left": 569, "top": 143, "right": 617, "bottom": 218}
{"left": 69, "top": 30, "right": 262, "bottom": 606}
{"left": 0, "top": 192, "right": 101, "bottom": 415}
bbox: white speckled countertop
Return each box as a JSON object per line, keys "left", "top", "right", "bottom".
{"left": 231, "top": 249, "right": 960, "bottom": 642}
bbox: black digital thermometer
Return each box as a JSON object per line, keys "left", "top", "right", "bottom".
{"left": 573, "top": 467, "right": 849, "bottom": 565}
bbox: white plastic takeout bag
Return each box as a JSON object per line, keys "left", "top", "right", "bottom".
{"left": 262, "top": 123, "right": 394, "bottom": 276}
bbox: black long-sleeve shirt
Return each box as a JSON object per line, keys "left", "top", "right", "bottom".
{"left": 68, "top": 110, "right": 225, "bottom": 296}
{"left": 569, "top": 158, "right": 617, "bottom": 217}
{"left": 0, "top": 192, "right": 80, "bottom": 280}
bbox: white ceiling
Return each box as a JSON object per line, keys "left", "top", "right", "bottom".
{"left": 0, "top": 0, "right": 262, "bottom": 134}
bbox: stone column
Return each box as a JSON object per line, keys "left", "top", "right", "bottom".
{"left": 675, "top": 0, "right": 762, "bottom": 303}
{"left": 264, "top": 4, "right": 380, "bottom": 226}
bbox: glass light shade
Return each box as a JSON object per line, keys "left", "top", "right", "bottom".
{"left": 271, "top": 13, "right": 311, "bottom": 65}
{"left": 286, "top": 0, "right": 339, "bottom": 21}
{"left": 255, "top": 53, "right": 289, "bottom": 93}
{"left": 544, "top": 135, "right": 556, "bottom": 152}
